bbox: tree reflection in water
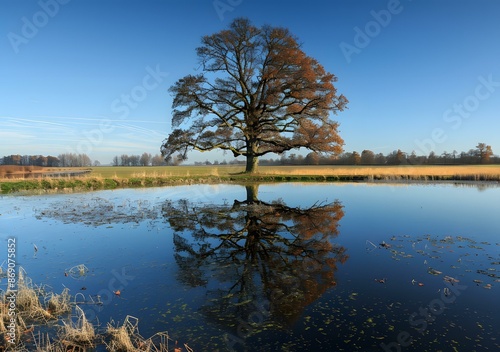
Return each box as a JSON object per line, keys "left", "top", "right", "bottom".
{"left": 162, "top": 184, "right": 348, "bottom": 338}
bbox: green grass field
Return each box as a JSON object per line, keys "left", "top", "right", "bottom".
{"left": 88, "top": 165, "right": 244, "bottom": 178}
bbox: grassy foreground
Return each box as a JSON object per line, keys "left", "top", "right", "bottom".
{"left": 1, "top": 165, "right": 500, "bottom": 194}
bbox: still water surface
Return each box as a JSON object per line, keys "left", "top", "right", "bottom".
{"left": 1, "top": 182, "right": 499, "bottom": 351}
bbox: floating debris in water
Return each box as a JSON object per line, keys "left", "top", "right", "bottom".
{"left": 65, "top": 264, "right": 90, "bottom": 279}
{"left": 443, "top": 276, "right": 460, "bottom": 284}
{"left": 379, "top": 241, "right": 391, "bottom": 249}
{"left": 427, "top": 267, "right": 443, "bottom": 275}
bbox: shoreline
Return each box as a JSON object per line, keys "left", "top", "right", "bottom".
{"left": 1, "top": 173, "right": 499, "bottom": 194}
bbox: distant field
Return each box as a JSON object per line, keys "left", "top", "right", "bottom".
{"left": 2, "top": 165, "right": 500, "bottom": 180}
{"left": 2, "top": 164, "right": 500, "bottom": 194}
{"left": 88, "top": 164, "right": 500, "bottom": 179}
{"left": 89, "top": 165, "right": 244, "bottom": 178}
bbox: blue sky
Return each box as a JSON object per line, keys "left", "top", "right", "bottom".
{"left": 1, "top": 0, "right": 499, "bottom": 164}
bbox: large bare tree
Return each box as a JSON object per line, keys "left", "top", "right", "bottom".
{"left": 161, "top": 18, "right": 348, "bottom": 173}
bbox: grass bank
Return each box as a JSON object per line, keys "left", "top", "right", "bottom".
{"left": 1, "top": 165, "right": 500, "bottom": 194}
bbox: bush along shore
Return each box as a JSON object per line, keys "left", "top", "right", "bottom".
{"left": 1, "top": 172, "right": 500, "bottom": 194}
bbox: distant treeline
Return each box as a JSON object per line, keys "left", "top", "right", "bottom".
{"left": 2, "top": 143, "right": 497, "bottom": 167}
{"left": 266, "top": 143, "right": 497, "bottom": 166}
{"left": 111, "top": 153, "right": 167, "bottom": 166}
{"left": 0, "top": 152, "right": 168, "bottom": 167}
{"left": 1, "top": 153, "right": 95, "bottom": 167}
{"left": 195, "top": 143, "right": 499, "bottom": 166}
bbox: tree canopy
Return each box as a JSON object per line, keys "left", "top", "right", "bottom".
{"left": 161, "top": 18, "right": 348, "bottom": 173}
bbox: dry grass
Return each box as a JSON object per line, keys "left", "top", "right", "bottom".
{"left": 3, "top": 165, "right": 499, "bottom": 194}
{"left": 105, "top": 315, "right": 180, "bottom": 352}
{"left": 105, "top": 316, "right": 140, "bottom": 351}
{"left": 59, "top": 306, "right": 95, "bottom": 348}
{"left": 90, "top": 164, "right": 500, "bottom": 180}
{"left": 15, "top": 269, "right": 53, "bottom": 321}
{"left": 0, "top": 165, "right": 45, "bottom": 177}
{"left": 47, "top": 288, "right": 72, "bottom": 316}
{"left": 257, "top": 165, "right": 500, "bottom": 178}
{"left": 1, "top": 269, "right": 191, "bottom": 351}
{"left": 2, "top": 164, "right": 500, "bottom": 180}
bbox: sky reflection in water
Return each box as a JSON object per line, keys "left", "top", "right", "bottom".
{"left": 0, "top": 183, "right": 499, "bottom": 351}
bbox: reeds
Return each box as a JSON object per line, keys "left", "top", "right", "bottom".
{"left": 59, "top": 306, "right": 95, "bottom": 348}
{"left": 1, "top": 268, "right": 191, "bottom": 351}
{"left": 15, "top": 268, "right": 53, "bottom": 321}
{"left": 105, "top": 315, "right": 177, "bottom": 352}
{"left": 3, "top": 165, "right": 500, "bottom": 194}
{"left": 47, "top": 288, "right": 72, "bottom": 316}
{"left": 105, "top": 315, "right": 140, "bottom": 351}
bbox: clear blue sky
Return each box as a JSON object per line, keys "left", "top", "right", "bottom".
{"left": 1, "top": 0, "right": 499, "bottom": 164}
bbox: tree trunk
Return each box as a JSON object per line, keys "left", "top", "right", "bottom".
{"left": 245, "top": 184, "right": 259, "bottom": 203}
{"left": 245, "top": 137, "right": 259, "bottom": 173}
{"left": 245, "top": 153, "right": 259, "bottom": 173}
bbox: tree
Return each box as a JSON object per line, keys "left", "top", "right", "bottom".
{"left": 120, "top": 154, "right": 129, "bottom": 166}
{"left": 427, "top": 151, "right": 437, "bottom": 165}
{"left": 57, "top": 153, "right": 91, "bottom": 167}
{"left": 387, "top": 149, "right": 406, "bottom": 165}
{"left": 140, "top": 152, "right": 152, "bottom": 166}
{"left": 476, "top": 143, "right": 493, "bottom": 164}
{"left": 375, "top": 153, "right": 386, "bottom": 165}
{"left": 47, "top": 156, "right": 59, "bottom": 167}
{"left": 304, "top": 152, "right": 320, "bottom": 165}
{"left": 163, "top": 185, "right": 347, "bottom": 328}
{"left": 161, "top": 18, "right": 348, "bottom": 173}
{"left": 360, "top": 150, "right": 375, "bottom": 165}
{"left": 350, "top": 151, "right": 361, "bottom": 165}
{"left": 35, "top": 155, "right": 48, "bottom": 166}
{"left": 151, "top": 154, "right": 167, "bottom": 166}
{"left": 128, "top": 155, "right": 140, "bottom": 166}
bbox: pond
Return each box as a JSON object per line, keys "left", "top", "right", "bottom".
{"left": 1, "top": 182, "right": 499, "bottom": 351}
